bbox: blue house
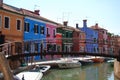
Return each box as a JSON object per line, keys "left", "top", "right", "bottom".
{"left": 80, "top": 20, "right": 98, "bottom": 53}
{"left": 22, "top": 9, "right": 46, "bottom": 60}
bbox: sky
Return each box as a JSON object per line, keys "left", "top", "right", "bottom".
{"left": 3, "top": 0, "right": 120, "bottom": 35}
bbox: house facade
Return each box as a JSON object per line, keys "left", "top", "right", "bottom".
{"left": 73, "top": 24, "right": 86, "bottom": 52}
{"left": 0, "top": 3, "right": 24, "bottom": 42}
{"left": 73, "top": 27, "right": 81, "bottom": 52}
{"left": 22, "top": 9, "right": 46, "bottom": 60}
{"left": 62, "top": 22, "right": 73, "bottom": 53}
{"left": 81, "top": 20, "right": 98, "bottom": 53}
{"left": 46, "top": 22, "right": 57, "bottom": 59}
{"left": 0, "top": 1, "right": 24, "bottom": 68}
{"left": 91, "top": 23, "right": 104, "bottom": 53}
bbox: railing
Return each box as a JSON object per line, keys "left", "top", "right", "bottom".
{"left": 0, "top": 38, "right": 119, "bottom": 61}
{"left": 0, "top": 41, "right": 23, "bottom": 57}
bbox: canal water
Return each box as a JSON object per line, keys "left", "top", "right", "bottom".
{"left": 41, "top": 62, "right": 119, "bottom": 80}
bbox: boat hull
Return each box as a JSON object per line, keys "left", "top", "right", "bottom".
{"left": 91, "top": 57, "right": 104, "bottom": 63}
{"left": 16, "top": 72, "right": 43, "bottom": 80}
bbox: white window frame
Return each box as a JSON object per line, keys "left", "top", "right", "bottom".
{"left": 40, "top": 25, "right": 45, "bottom": 34}
{"left": 24, "top": 22, "right": 29, "bottom": 33}
{"left": 34, "top": 24, "right": 39, "bottom": 34}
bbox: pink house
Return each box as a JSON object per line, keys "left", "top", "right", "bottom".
{"left": 46, "top": 23, "right": 60, "bottom": 59}
{"left": 91, "top": 23, "right": 108, "bottom": 54}
{"left": 102, "top": 29, "right": 108, "bottom": 54}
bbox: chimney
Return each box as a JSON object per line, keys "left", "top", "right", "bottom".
{"left": 34, "top": 10, "right": 40, "bottom": 15}
{"left": 0, "top": 0, "right": 3, "bottom": 7}
{"left": 76, "top": 23, "right": 79, "bottom": 29}
{"left": 95, "top": 23, "right": 98, "bottom": 28}
{"left": 63, "top": 21, "right": 68, "bottom": 26}
{"left": 83, "top": 19, "right": 87, "bottom": 27}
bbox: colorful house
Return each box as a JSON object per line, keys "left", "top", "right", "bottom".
{"left": 79, "top": 30, "right": 86, "bottom": 52}
{"left": 57, "top": 21, "right": 73, "bottom": 53}
{"left": 0, "top": 2, "right": 24, "bottom": 56}
{"left": 46, "top": 21, "right": 59, "bottom": 59}
{"left": 91, "top": 23, "right": 104, "bottom": 53}
{"left": 73, "top": 24, "right": 86, "bottom": 52}
{"left": 73, "top": 25, "right": 81, "bottom": 52}
{"left": 102, "top": 27, "right": 108, "bottom": 54}
{"left": 80, "top": 20, "right": 98, "bottom": 53}
{"left": 22, "top": 9, "right": 46, "bottom": 60}
{"left": 0, "top": 2, "right": 24, "bottom": 42}
{"left": 56, "top": 32, "right": 62, "bottom": 52}
{"left": 0, "top": 1, "right": 24, "bottom": 69}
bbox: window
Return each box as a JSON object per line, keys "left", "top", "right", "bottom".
{"left": 77, "top": 33, "right": 79, "bottom": 37}
{"left": 47, "top": 28, "right": 50, "bottom": 37}
{"left": 0, "top": 16, "right": 1, "bottom": 28}
{"left": 34, "top": 43, "right": 39, "bottom": 52}
{"left": 24, "top": 42, "right": 30, "bottom": 52}
{"left": 47, "top": 28, "right": 49, "bottom": 34}
{"left": 53, "top": 29, "right": 56, "bottom": 37}
{"left": 17, "top": 19, "right": 21, "bottom": 30}
{"left": 34, "top": 24, "right": 38, "bottom": 33}
{"left": 53, "top": 44, "right": 56, "bottom": 51}
{"left": 94, "top": 38, "right": 97, "bottom": 43}
{"left": 40, "top": 26, "right": 44, "bottom": 34}
{"left": 24, "top": 22, "right": 30, "bottom": 32}
{"left": 66, "top": 32, "right": 68, "bottom": 37}
{"left": 4, "top": 16, "right": 10, "bottom": 28}
{"left": 70, "top": 32, "right": 72, "bottom": 37}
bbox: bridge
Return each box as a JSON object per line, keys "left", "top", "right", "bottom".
{"left": 0, "top": 40, "right": 120, "bottom": 79}
{"left": 0, "top": 39, "right": 120, "bottom": 63}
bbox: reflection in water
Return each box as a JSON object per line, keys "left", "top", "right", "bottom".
{"left": 42, "top": 63, "right": 118, "bottom": 80}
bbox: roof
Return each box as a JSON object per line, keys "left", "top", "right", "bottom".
{"left": 1, "top": 3, "right": 59, "bottom": 25}
{"left": 21, "top": 9, "right": 59, "bottom": 25}
{"left": 1, "top": 3, "right": 23, "bottom": 15}
{"left": 91, "top": 24, "right": 107, "bottom": 31}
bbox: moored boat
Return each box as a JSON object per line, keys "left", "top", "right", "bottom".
{"left": 16, "top": 71, "right": 43, "bottom": 80}
{"left": 91, "top": 57, "right": 104, "bottom": 63}
{"left": 33, "top": 65, "right": 51, "bottom": 73}
{"left": 56, "top": 58, "right": 81, "bottom": 69}
{"left": 78, "top": 59, "right": 93, "bottom": 65}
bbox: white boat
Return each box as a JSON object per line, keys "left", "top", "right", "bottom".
{"left": 33, "top": 65, "right": 51, "bottom": 73}
{"left": 56, "top": 58, "right": 81, "bottom": 69}
{"left": 16, "top": 71, "right": 43, "bottom": 80}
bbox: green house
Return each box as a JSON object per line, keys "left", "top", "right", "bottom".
{"left": 57, "top": 22, "right": 74, "bottom": 52}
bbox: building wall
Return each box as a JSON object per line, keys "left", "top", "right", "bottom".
{"left": 81, "top": 20, "right": 98, "bottom": 53}
{"left": 73, "top": 31, "right": 80, "bottom": 52}
{"left": 0, "top": 10, "right": 24, "bottom": 42}
{"left": 79, "top": 32, "right": 86, "bottom": 52}
{"left": 97, "top": 30, "right": 104, "bottom": 53}
{"left": 24, "top": 17, "right": 46, "bottom": 40}
{"left": 62, "top": 29, "right": 73, "bottom": 52}
{"left": 102, "top": 29, "right": 108, "bottom": 54}
{"left": 24, "top": 17, "right": 46, "bottom": 60}
{"left": 46, "top": 23, "right": 57, "bottom": 59}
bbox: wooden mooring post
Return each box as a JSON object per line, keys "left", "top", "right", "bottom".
{"left": 114, "top": 50, "right": 120, "bottom": 79}
{"left": 0, "top": 52, "right": 13, "bottom": 80}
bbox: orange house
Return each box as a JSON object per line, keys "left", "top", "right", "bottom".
{"left": 0, "top": 2, "right": 24, "bottom": 42}
{"left": 0, "top": 2, "right": 24, "bottom": 69}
